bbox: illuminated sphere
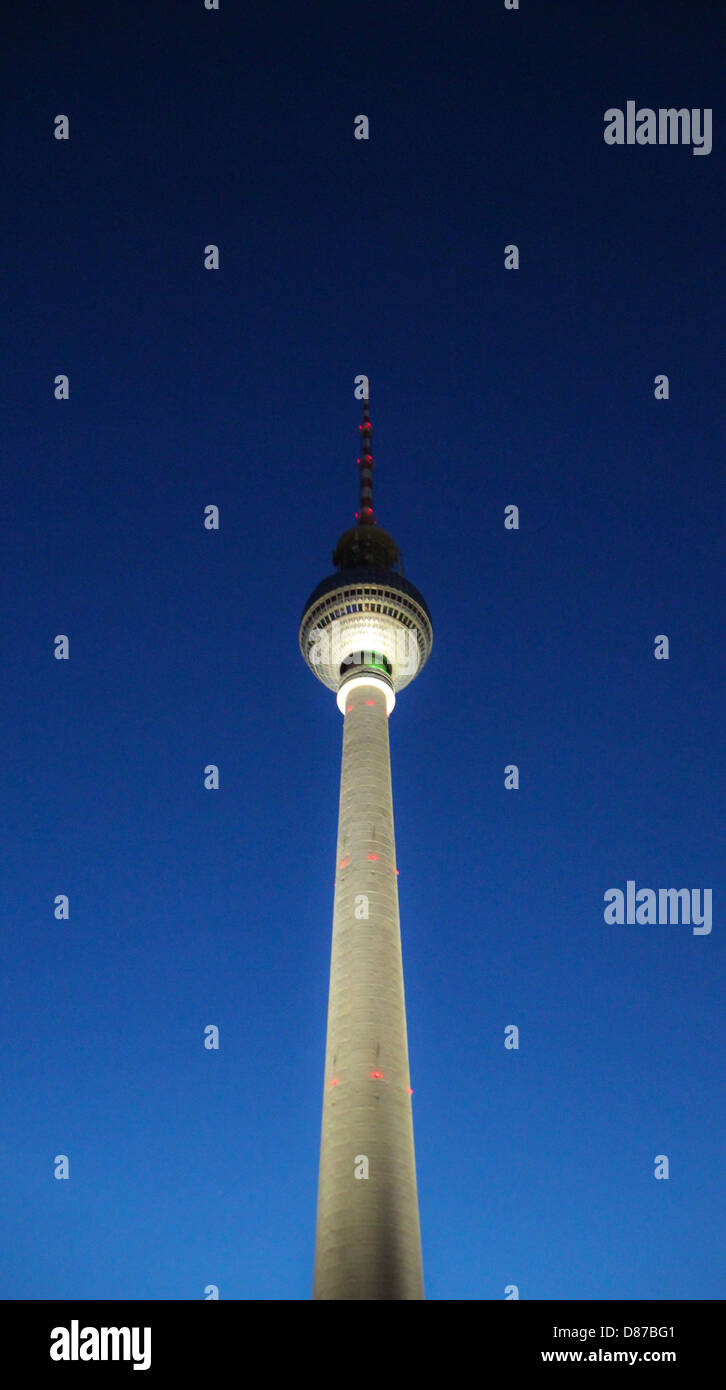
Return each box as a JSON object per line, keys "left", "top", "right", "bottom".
{"left": 299, "top": 522, "right": 433, "bottom": 709}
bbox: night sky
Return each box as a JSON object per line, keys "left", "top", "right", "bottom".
{"left": 3, "top": 1, "right": 724, "bottom": 1300}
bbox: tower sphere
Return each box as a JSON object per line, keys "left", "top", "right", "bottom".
{"left": 299, "top": 564, "right": 433, "bottom": 705}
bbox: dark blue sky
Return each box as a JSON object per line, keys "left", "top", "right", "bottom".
{"left": 2, "top": 1, "right": 723, "bottom": 1300}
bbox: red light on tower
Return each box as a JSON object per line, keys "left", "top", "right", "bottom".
{"left": 370, "top": 1071, "right": 383, "bottom": 1080}
{"left": 367, "top": 853, "right": 378, "bottom": 861}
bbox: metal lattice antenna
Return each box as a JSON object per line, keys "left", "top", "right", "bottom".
{"left": 356, "top": 391, "right": 376, "bottom": 526}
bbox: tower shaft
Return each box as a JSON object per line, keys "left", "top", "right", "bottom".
{"left": 313, "top": 677, "right": 424, "bottom": 1300}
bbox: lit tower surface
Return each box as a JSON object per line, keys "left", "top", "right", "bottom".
{"left": 299, "top": 394, "right": 433, "bottom": 1299}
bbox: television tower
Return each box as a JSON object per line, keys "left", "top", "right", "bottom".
{"left": 299, "top": 391, "right": 433, "bottom": 1299}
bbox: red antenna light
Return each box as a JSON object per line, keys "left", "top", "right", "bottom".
{"left": 356, "top": 394, "right": 376, "bottom": 527}
{"left": 370, "top": 1071, "right": 383, "bottom": 1079}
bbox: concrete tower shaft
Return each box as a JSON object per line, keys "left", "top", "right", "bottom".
{"left": 313, "top": 674, "right": 424, "bottom": 1300}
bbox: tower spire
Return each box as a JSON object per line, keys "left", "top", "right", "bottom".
{"left": 356, "top": 391, "right": 376, "bottom": 526}
{"left": 332, "top": 394, "right": 401, "bottom": 571}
